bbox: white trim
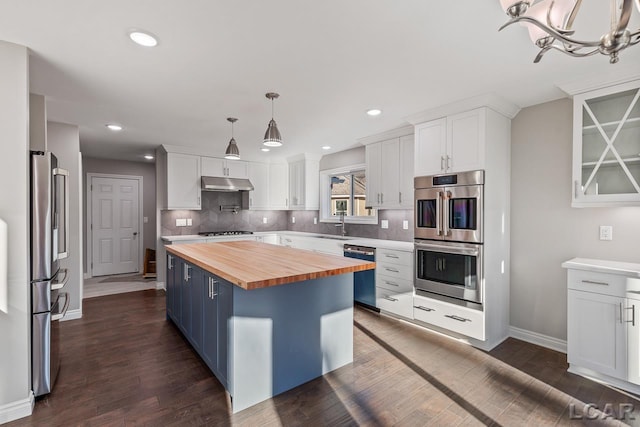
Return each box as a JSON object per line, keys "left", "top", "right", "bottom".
{"left": 0, "top": 391, "right": 34, "bottom": 424}
{"left": 319, "top": 164, "right": 378, "bottom": 225}
{"left": 568, "top": 365, "right": 640, "bottom": 396}
{"left": 61, "top": 308, "right": 82, "bottom": 321}
{"left": 86, "top": 173, "right": 144, "bottom": 278}
{"left": 509, "top": 325, "right": 567, "bottom": 354}
{"left": 357, "top": 125, "right": 414, "bottom": 146}
{"left": 556, "top": 73, "right": 640, "bottom": 97}
{"left": 405, "top": 93, "right": 520, "bottom": 124}
{"left": 156, "top": 281, "right": 166, "bottom": 291}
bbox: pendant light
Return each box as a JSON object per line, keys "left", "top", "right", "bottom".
{"left": 224, "top": 117, "right": 240, "bottom": 160}
{"left": 263, "top": 92, "right": 283, "bottom": 147}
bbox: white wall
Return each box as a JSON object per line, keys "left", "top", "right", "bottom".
{"left": 0, "top": 41, "right": 32, "bottom": 422}
{"left": 47, "top": 122, "right": 83, "bottom": 317}
{"left": 510, "top": 98, "right": 640, "bottom": 341}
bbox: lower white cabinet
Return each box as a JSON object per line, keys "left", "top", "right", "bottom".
{"left": 375, "top": 248, "right": 413, "bottom": 319}
{"left": 413, "top": 294, "right": 485, "bottom": 341}
{"left": 564, "top": 258, "right": 640, "bottom": 393}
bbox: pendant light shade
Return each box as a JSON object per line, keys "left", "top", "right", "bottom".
{"left": 224, "top": 117, "right": 240, "bottom": 160}
{"left": 263, "top": 92, "right": 283, "bottom": 147}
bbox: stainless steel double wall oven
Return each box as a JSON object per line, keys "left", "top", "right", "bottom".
{"left": 414, "top": 170, "right": 484, "bottom": 308}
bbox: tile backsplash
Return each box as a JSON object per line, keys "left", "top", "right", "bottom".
{"left": 161, "top": 191, "right": 414, "bottom": 242}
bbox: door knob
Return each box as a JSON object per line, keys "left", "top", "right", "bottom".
{"left": 133, "top": 232, "right": 138, "bottom": 236}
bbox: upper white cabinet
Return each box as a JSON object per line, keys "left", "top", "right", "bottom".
{"left": 414, "top": 108, "right": 485, "bottom": 176}
{"left": 268, "top": 162, "right": 289, "bottom": 210}
{"left": 166, "top": 153, "right": 201, "bottom": 210}
{"left": 570, "top": 80, "right": 640, "bottom": 207}
{"left": 288, "top": 155, "right": 319, "bottom": 210}
{"left": 248, "top": 162, "right": 269, "bottom": 210}
{"left": 365, "top": 133, "right": 414, "bottom": 209}
{"left": 201, "top": 156, "right": 249, "bottom": 179}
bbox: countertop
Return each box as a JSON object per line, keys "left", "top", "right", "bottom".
{"left": 166, "top": 240, "right": 376, "bottom": 290}
{"left": 562, "top": 257, "right": 640, "bottom": 278}
{"left": 161, "top": 231, "right": 414, "bottom": 252}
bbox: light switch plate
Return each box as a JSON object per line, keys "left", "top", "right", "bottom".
{"left": 143, "top": 216, "right": 148, "bottom": 224}
{"left": 186, "top": 218, "right": 192, "bottom": 226}
{"left": 176, "top": 218, "right": 187, "bottom": 227}
{"left": 600, "top": 225, "right": 613, "bottom": 241}
{"left": 403, "top": 220, "right": 409, "bottom": 230}
{"left": 381, "top": 220, "right": 389, "bottom": 229}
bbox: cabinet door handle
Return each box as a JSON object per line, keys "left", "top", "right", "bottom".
{"left": 626, "top": 304, "right": 636, "bottom": 326}
{"left": 620, "top": 302, "right": 624, "bottom": 324}
{"left": 414, "top": 305, "right": 434, "bottom": 312}
{"left": 168, "top": 255, "right": 173, "bottom": 269}
{"left": 381, "top": 193, "right": 384, "bottom": 204}
{"left": 382, "top": 295, "right": 398, "bottom": 302}
{"left": 211, "top": 279, "right": 218, "bottom": 299}
{"left": 441, "top": 156, "right": 446, "bottom": 171}
{"left": 384, "top": 280, "right": 399, "bottom": 287}
{"left": 445, "top": 314, "right": 470, "bottom": 322}
{"left": 184, "top": 265, "right": 191, "bottom": 282}
{"left": 197, "top": 196, "right": 201, "bottom": 206}
{"left": 446, "top": 155, "right": 451, "bottom": 170}
{"left": 399, "top": 192, "right": 402, "bottom": 204}
{"left": 581, "top": 280, "right": 609, "bottom": 286}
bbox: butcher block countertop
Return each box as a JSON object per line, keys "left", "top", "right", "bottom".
{"left": 165, "top": 240, "right": 375, "bottom": 290}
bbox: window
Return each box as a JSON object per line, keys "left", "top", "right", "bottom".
{"left": 320, "top": 165, "right": 377, "bottom": 224}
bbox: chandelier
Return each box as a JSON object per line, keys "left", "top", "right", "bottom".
{"left": 498, "top": 0, "right": 640, "bottom": 63}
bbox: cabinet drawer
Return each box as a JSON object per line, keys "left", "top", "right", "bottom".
{"left": 376, "top": 288, "right": 413, "bottom": 319}
{"left": 568, "top": 269, "right": 627, "bottom": 297}
{"left": 377, "top": 275, "right": 413, "bottom": 293}
{"left": 376, "top": 261, "right": 412, "bottom": 281}
{"left": 413, "top": 295, "right": 485, "bottom": 341}
{"left": 377, "top": 249, "right": 412, "bottom": 267}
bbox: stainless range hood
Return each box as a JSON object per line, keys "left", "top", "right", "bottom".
{"left": 201, "top": 176, "right": 254, "bottom": 192}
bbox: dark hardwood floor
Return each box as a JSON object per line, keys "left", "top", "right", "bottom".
{"left": 7, "top": 290, "right": 640, "bottom": 426}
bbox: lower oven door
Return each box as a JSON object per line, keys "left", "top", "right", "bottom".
{"left": 415, "top": 241, "right": 483, "bottom": 305}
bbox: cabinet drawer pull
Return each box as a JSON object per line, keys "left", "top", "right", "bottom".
{"left": 626, "top": 304, "right": 636, "bottom": 326}
{"left": 384, "top": 254, "right": 399, "bottom": 259}
{"left": 382, "top": 295, "right": 398, "bottom": 302}
{"left": 384, "top": 267, "right": 400, "bottom": 273}
{"left": 445, "top": 314, "right": 470, "bottom": 322}
{"left": 384, "top": 281, "right": 399, "bottom": 287}
{"left": 415, "top": 305, "right": 434, "bottom": 312}
{"left": 168, "top": 255, "right": 173, "bottom": 269}
{"left": 581, "top": 280, "right": 609, "bottom": 286}
{"left": 184, "top": 265, "right": 191, "bottom": 282}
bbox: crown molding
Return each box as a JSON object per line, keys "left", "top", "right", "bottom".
{"left": 556, "top": 69, "right": 640, "bottom": 96}
{"left": 357, "top": 125, "right": 414, "bottom": 146}
{"left": 405, "top": 93, "right": 521, "bottom": 125}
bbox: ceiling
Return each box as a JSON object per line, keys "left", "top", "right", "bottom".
{"left": 1, "top": 1, "right": 639, "bottom": 162}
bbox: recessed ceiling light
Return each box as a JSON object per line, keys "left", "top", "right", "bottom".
{"left": 128, "top": 30, "right": 158, "bottom": 47}
{"left": 144, "top": 155, "right": 154, "bottom": 160}
{"left": 106, "top": 124, "right": 123, "bottom": 131}
{"left": 261, "top": 147, "right": 270, "bottom": 152}
{"left": 322, "top": 146, "right": 331, "bottom": 150}
{"left": 366, "top": 109, "right": 382, "bottom": 116}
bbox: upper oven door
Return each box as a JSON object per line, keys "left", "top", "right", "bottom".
{"left": 415, "top": 187, "right": 444, "bottom": 240}
{"left": 443, "top": 184, "right": 483, "bottom": 244}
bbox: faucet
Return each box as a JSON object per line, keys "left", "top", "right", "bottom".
{"left": 335, "top": 211, "right": 346, "bottom": 237}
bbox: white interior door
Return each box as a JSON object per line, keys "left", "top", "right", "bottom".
{"left": 91, "top": 176, "right": 140, "bottom": 276}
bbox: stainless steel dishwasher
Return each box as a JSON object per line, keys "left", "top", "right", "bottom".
{"left": 343, "top": 244, "right": 378, "bottom": 311}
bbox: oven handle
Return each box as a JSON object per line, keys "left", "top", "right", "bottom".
{"left": 415, "top": 242, "right": 479, "bottom": 257}
{"left": 442, "top": 190, "right": 451, "bottom": 237}
{"left": 436, "top": 191, "right": 442, "bottom": 236}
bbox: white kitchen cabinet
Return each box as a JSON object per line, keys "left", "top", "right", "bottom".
{"left": 201, "top": 156, "right": 249, "bottom": 179}
{"left": 570, "top": 79, "right": 640, "bottom": 207}
{"left": 248, "top": 162, "right": 269, "bottom": 210}
{"left": 288, "top": 156, "right": 319, "bottom": 210}
{"left": 564, "top": 258, "right": 640, "bottom": 394}
{"left": 166, "top": 152, "right": 201, "bottom": 210}
{"left": 375, "top": 248, "right": 413, "bottom": 319}
{"left": 268, "top": 162, "right": 289, "bottom": 210}
{"left": 365, "top": 133, "right": 414, "bottom": 209}
{"left": 414, "top": 108, "right": 486, "bottom": 176}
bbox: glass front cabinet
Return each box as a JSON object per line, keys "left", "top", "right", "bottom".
{"left": 572, "top": 80, "right": 640, "bottom": 207}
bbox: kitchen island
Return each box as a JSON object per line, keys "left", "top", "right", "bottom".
{"left": 165, "top": 240, "right": 375, "bottom": 413}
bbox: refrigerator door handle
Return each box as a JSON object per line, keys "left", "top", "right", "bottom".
{"left": 51, "top": 268, "right": 69, "bottom": 290}
{"left": 51, "top": 292, "right": 69, "bottom": 321}
{"left": 53, "top": 167, "right": 70, "bottom": 260}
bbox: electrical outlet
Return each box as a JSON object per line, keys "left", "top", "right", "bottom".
{"left": 143, "top": 216, "right": 148, "bottom": 224}
{"left": 381, "top": 220, "right": 389, "bottom": 229}
{"left": 176, "top": 218, "right": 187, "bottom": 227}
{"left": 263, "top": 217, "right": 268, "bottom": 224}
{"left": 313, "top": 217, "right": 317, "bottom": 225}
{"left": 402, "top": 220, "right": 408, "bottom": 230}
{"left": 292, "top": 216, "right": 296, "bottom": 224}
{"left": 599, "top": 225, "right": 613, "bottom": 241}
{"left": 186, "top": 218, "right": 192, "bottom": 226}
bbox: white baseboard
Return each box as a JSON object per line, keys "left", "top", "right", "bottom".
{"left": 61, "top": 308, "right": 82, "bottom": 321}
{"left": 0, "top": 391, "right": 34, "bottom": 424}
{"left": 509, "top": 325, "right": 567, "bottom": 354}
{"left": 83, "top": 272, "right": 91, "bottom": 280}
{"left": 156, "top": 281, "right": 165, "bottom": 291}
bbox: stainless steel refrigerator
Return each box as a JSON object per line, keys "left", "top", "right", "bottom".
{"left": 31, "top": 150, "right": 70, "bottom": 397}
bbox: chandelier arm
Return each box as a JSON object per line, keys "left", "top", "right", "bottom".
{"left": 615, "top": 0, "right": 634, "bottom": 35}
{"left": 543, "top": 43, "right": 600, "bottom": 58}
{"left": 563, "top": 0, "right": 583, "bottom": 30}
{"left": 501, "top": 16, "right": 601, "bottom": 48}
{"left": 533, "top": 46, "right": 552, "bottom": 63}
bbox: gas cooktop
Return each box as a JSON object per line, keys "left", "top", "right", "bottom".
{"left": 198, "top": 231, "right": 254, "bottom": 237}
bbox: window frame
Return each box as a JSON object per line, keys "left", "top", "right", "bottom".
{"left": 319, "top": 164, "right": 378, "bottom": 225}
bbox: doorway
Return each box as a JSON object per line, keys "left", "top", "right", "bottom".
{"left": 87, "top": 174, "right": 143, "bottom": 277}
